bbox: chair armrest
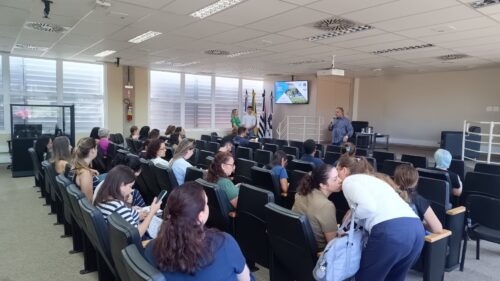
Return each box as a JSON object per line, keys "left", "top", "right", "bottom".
{"left": 446, "top": 206, "right": 465, "bottom": 216}
{"left": 142, "top": 239, "right": 151, "bottom": 248}
{"left": 425, "top": 229, "right": 452, "bottom": 243}
{"left": 228, "top": 211, "right": 236, "bottom": 218}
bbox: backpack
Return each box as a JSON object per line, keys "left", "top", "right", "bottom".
{"left": 313, "top": 207, "right": 366, "bottom": 281}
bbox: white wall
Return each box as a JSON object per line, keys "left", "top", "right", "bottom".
{"left": 357, "top": 67, "right": 500, "bottom": 146}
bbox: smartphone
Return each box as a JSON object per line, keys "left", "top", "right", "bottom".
{"left": 156, "top": 190, "right": 168, "bottom": 204}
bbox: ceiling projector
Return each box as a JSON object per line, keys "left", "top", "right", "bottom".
{"left": 317, "top": 55, "right": 345, "bottom": 76}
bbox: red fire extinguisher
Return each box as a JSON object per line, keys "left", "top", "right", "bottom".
{"left": 124, "top": 98, "right": 133, "bottom": 122}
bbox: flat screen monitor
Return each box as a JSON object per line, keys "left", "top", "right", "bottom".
{"left": 274, "top": 80, "right": 309, "bottom": 104}
{"left": 13, "top": 124, "right": 42, "bottom": 138}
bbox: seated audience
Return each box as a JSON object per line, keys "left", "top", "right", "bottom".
{"left": 341, "top": 142, "right": 356, "bottom": 157}
{"left": 138, "top": 139, "right": 150, "bottom": 159}
{"left": 271, "top": 150, "right": 288, "bottom": 194}
{"left": 300, "top": 139, "right": 324, "bottom": 167}
{"left": 149, "top": 128, "right": 160, "bottom": 140}
{"left": 169, "top": 126, "right": 185, "bottom": 148}
{"left": 145, "top": 139, "right": 169, "bottom": 168}
{"left": 292, "top": 164, "right": 340, "bottom": 250}
{"left": 432, "top": 148, "right": 462, "bottom": 197}
{"left": 94, "top": 165, "right": 161, "bottom": 238}
{"left": 144, "top": 182, "right": 252, "bottom": 281}
{"left": 207, "top": 152, "right": 239, "bottom": 211}
{"left": 170, "top": 139, "right": 195, "bottom": 185}
{"left": 130, "top": 125, "right": 139, "bottom": 140}
{"left": 49, "top": 136, "right": 72, "bottom": 175}
{"left": 139, "top": 126, "right": 150, "bottom": 141}
{"left": 218, "top": 136, "right": 234, "bottom": 153}
{"left": 164, "top": 125, "right": 176, "bottom": 138}
{"left": 34, "top": 134, "right": 53, "bottom": 163}
{"left": 71, "top": 137, "right": 100, "bottom": 202}
{"left": 233, "top": 127, "right": 249, "bottom": 147}
{"left": 98, "top": 128, "right": 110, "bottom": 157}
{"left": 393, "top": 164, "right": 443, "bottom": 233}
{"left": 90, "top": 127, "right": 100, "bottom": 144}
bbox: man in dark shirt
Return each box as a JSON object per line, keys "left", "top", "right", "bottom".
{"left": 233, "top": 127, "right": 249, "bottom": 147}
{"left": 300, "top": 139, "right": 324, "bottom": 167}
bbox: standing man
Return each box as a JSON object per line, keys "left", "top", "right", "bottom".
{"left": 241, "top": 106, "right": 257, "bottom": 138}
{"left": 328, "top": 107, "right": 353, "bottom": 146}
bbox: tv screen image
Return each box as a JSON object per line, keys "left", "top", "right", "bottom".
{"left": 275, "top": 81, "right": 308, "bottom": 104}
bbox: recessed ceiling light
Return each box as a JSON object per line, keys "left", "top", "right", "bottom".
{"left": 437, "top": 54, "right": 469, "bottom": 61}
{"left": 14, "top": 44, "right": 49, "bottom": 51}
{"left": 128, "top": 31, "right": 162, "bottom": 43}
{"left": 372, "top": 68, "right": 382, "bottom": 72}
{"left": 227, "top": 50, "right": 258, "bottom": 58}
{"left": 190, "top": 0, "right": 246, "bottom": 19}
{"left": 371, "top": 43, "right": 434, "bottom": 54}
{"left": 94, "top": 50, "right": 116, "bottom": 57}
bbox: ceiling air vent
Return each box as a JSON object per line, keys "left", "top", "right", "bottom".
{"left": 24, "top": 22, "right": 68, "bottom": 33}
{"left": 470, "top": 0, "right": 500, "bottom": 9}
{"left": 205, "top": 49, "right": 230, "bottom": 55}
{"left": 437, "top": 54, "right": 469, "bottom": 61}
{"left": 14, "top": 43, "right": 49, "bottom": 51}
{"left": 372, "top": 43, "right": 434, "bottom": 54}
{"left": 289, "top": 59, "right": 326, "bottom": 65}
{"left": 306, "top": 17, "right": 373, "bottom": 41}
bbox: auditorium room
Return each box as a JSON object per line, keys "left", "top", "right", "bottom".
{"left": 1, "top": 0, "right": 500, "bottom": 281}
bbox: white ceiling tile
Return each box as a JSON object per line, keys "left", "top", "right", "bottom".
{"left": 422, "top": 25, "right": 500, "bottom": 44}
{"left": 395, "top": 17, "right": 499, "bottom": 38}
{"left": 354, "top": 39, "right": 426, "bottom": 52}
{"left": 282, "top": 0, "right": 318, "bottom": 5}
{"left": 57, "top": 33, "right": 98, "bottom": 46}
{"left": 162, "top": 0, "right": 217, "bottom": 15}
{"left": 372, "top": 5, "right": 480, "bottom": 32}
{"left": 341, "top": 0, "right": 459, "bottom": 24}
{"left": 69, "top": 20, "right": 124, "bottom": 40}
{"left": 0, "top": 0, "right": 34, "bottom": 10}
{"left": 261, "top": 39, "right": 320, "bottom": 52}
{"left": 0, "top": 24, "right": 22, "bottom": 38}
{"left": 489, "top": 12, "right": 500, "bottom": 21}
{"left": 115, "top": 0, "right": 174, "bottom": 9}
{"left": 477, "top": 4, "right": 500, "bottom": 15}
{"left": 49, "top": 0, "right": 95, "bottom": 18}
{"left": 283, "top": 45, "right": 340, "bottom": 56}
{"left": 17, "top": 29, "right": 63, "bottom": 45}
{"left": 11, "top": 48, "right": 45, "bottom": 57}
{"left": 0, "top": 6, "right": 29, "bottom": 26}
{"left": 308, "top": 0, "right": 397, "bottom": 16}
{"left": 0, "top": 36, "right": 16, "bottom": 52}
{"left": 437, "top": 35, "right": 500, "bottom": 49}
{"left": 79, "top": 39, "right": 134, "bottom": 56}
{"left": 84, "top": 2, "right": 154, "bottom": 25}
{"left": 171, "top": 20, "right": 236, "bottom": 39}
{"left": 247, "top": 7, "right": 332, "bottom": 32}
{"left": 333, "top": 33, "right": 406, "bottom": 48}
{"left": 278, "top": 26, "right": 328, "bottom": 39}
{"left": 131, "top": 11, "right": 198, "bottom": 34}
{"left": 208, "top": 0, "right": 297, "bottom": 26}
{"left": 235, "top": 34, "right": 296, "bottom": 48}
{"left": 318, "top": 28, "right": 383, "bottom": 44}
{"left": 43, "top": 44, "right": 84, "bottom": 58}
{"left": 205, "top": 28, "right": 267, "bottom": 44}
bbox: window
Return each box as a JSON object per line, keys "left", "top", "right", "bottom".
{"left": 10, "top": 57, "right": 58, "bottom": 133}
{"left": 185, "top": 74, "right": 211, "bottom": 129}
{"left": 215, "top": 77, "right": 239, "bottom": 128}
{"left": 149, "top": 71, "right": 181, "bottom": 130}
{"left": 63, "top": 61, "right": 104, "bottom": 132}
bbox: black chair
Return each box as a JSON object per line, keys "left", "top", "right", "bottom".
{"left": 356, "top": 148, "right": 368, "bottom": 156}
{"left": 151, "top": 164, "right": 178, "bottom": 201}
{"left": 323, "top": 151, "right": 341, "bottom": 165}
{"left": 450, "top": 159, "right": 465, "bottom": 182}
{"left": 122, "top": 244, "right": 166, "bottom": 281}
{"left": 196, "top": 150, "right": 214, "bottom": 169}
{"left": 56, "top": 174, "right": 82, "bottom": 251}
{"left": 251, "top": 166, "right": 283, "bottom": 206}
{"left": 28, "top": 147, "right": 43, "bottom": 189}
{"left": 126, "top": 138, "right": 137, "bottom": 154}
{"left": 140, "top": 159, "right": 162, "bottom": 198}
{"left": 236, "top": 146, "right": 253, "bottom": 160}
{"left": 315, "top": 144, "right": 325, "bottom": 158}
{"left": 43, "top": 161, "right": 65, "bottom": 225}
{"left": 261, "top": 137, "right": 273, "bottom": 144}
{"left": 79, "top": 199, "right": 117, "bottom": 281}
{"left": 254, "top": 149, "right": 273, "bottom": 167}
{"left": 287, "top": 159, "right": 314, "bottom": 173}
{"left": 185, "top": 166, "right": 205, "bottom": 182}
{"left": 108, "top": 213, "right": 143, "bottom": 281}
{"left": 285, "top": 170, "right": 308, "bottom": 209}
{"left": 196, "top": 179, "right": 233, "bottom": 234}
{"left": 200, "top": 134, "right": 212, "bottom": 142}
{"left": 289, "top": 140, "right": 304, "bottom": 154}
{"left": 372, "top": 151, "right": 395, "bottom": 171}
{"left": 401, "top": 154, "right": 428, "bottom": 168}
{"left": 235, "top": 184, "right": 274, "bottom": 268}
{"left": 206, "top": 141, "right": 220, "bottom": 154}
{"left": 417, "top": 177, "right": 452, "bottom": 222}
{"left": 282, "top": 146, "right": 299, "bottom": 159}
{"left": 462, "top": 172, "right": 500, "bottom": 201}
{"left": 246, "top": 141, "right": 261, "bottom": 151}
{"left": 265, "top": 203, "right": 318, "bottom": 281}
{"left": 474, "top": 163, "right": 500, "bottom": 176}
{"left": 263, "top": 143, "right": 278, "bottom": 153}
{"left": 234, "top": 158, "right": 257, "bottom": 184}
{"left": 106, "top": 142, "right": 119, "bottom": 168}
{"left": 164, "top": 147, "right": 174, "bottom": 162}
{"left": 41, "top": 160, "right": 56, "bottom": 213}
{"left": 461, "top": 195, "right": 500, "bottom": 271}
{"left": 365, "top": 157, "right": 377, "bottom": 171}
{"left": 272, "top": 139, "right": 288, "bottom": 148}
{"left": 187, "top": 148, "right": 198, "bottom": 166}
{"left": 382, "top": 160, "right": 412, "bottom": 177}
{"left": 325, "top": 144, "right": 341, "bottom": 153}
{"left": 194, "top": 139, "right": 206, "bottom": 150}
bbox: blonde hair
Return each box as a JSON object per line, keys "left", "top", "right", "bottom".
{"left": 72, "top": 137, "right": 98, "bottom": 176}
{"left": 170, "top": 139, "right": 194, "bottom": 165}
{"left": 393, "top": 164, "right": 419, "bottom": 203}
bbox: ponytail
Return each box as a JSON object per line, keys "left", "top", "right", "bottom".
{"left": 297, "top": 164, "right": 334, "bottom": 196}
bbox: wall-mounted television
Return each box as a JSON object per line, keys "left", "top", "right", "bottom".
{"left": 275, "top": 80, "right": 309, "bottom": 104}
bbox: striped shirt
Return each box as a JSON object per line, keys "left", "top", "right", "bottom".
{"left": 96, "top": 200, "right": 140, "bottom": 227}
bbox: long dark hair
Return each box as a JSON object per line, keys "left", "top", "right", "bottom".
{"left": 139, "top": 126, "right": 150, "bottom": 140}
{"left": 34, "top": 134, "right": 53, "bottom": 162}
{"left": 153, "top": 182, "right": 220, "bottom": 274}
{"left": 149, "top": 129, "right": 160, "bottom": 140}
{"left": 90, "top": 127, "right": 100, "bottom": 140}
{"left": 50, "top": 136, "right": 71, "bottom": 163}
{"left": 165, "top": 125, "right": 176, "bottom": 136}
{"left": 145, "top": 138, "right": 163, "bottom": 160}
{"left": 336, "top": 154, "right": 374, "bottom": 175}
{"left": 93, "top": 165, "right": 135, "bottom": 205}
{"left": 206, "top": 152, "right": 233, "bottom": 183}
{"left": 297, "top": 164, "right": 334, "bottom": 196}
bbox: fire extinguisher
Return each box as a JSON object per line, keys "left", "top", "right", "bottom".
{"left": 124, "top": 98, "right": 133, "bottom": 122}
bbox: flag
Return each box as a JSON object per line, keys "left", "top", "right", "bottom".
{"left": 244, "top": 90, "right": 248, "bottom": 111}
{"left": 267, "top": 91, "right": 273, "bottom": 138}
{"left": 251, "top": 90, "right": 258, "bottom": 135}
{"left": 258, "top": 90, "right": 267, "bottom": 138}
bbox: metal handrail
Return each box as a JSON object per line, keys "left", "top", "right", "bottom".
{"left": 277, "top": 116, "right": 327, "bottom": 143}
{"left": 462, "top": 120, "right": 500, "bottom": 164}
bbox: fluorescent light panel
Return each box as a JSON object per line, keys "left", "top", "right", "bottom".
{"left": 227, "top": 50, "right": 258, "bottom": 58}
{"left": 190, "top": 0, "right": 245, "bottom": 19}
{"left": 128, "top": 31, "right": 162, "bottom": 43}
{"left": 371, "top": 43, "right": 434, "bottom": 55}
{"left": 94, "top": 50, "right": 116, "bottom": 57}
